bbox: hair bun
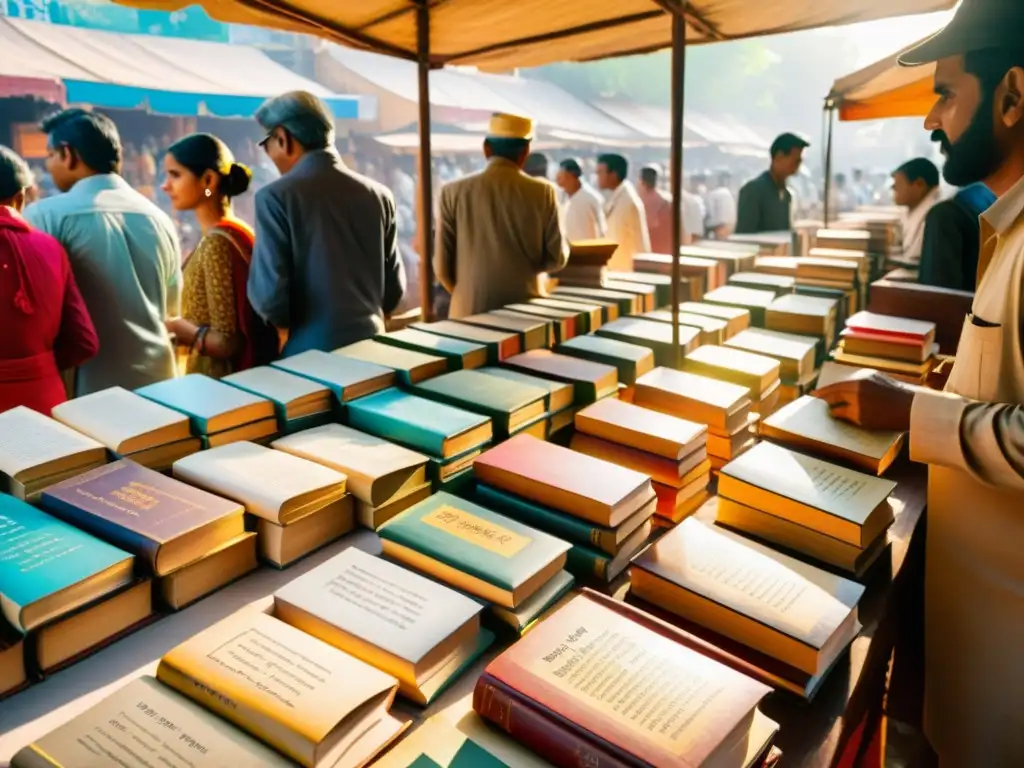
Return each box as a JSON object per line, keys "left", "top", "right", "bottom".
{"left": 224, "top": 162, "right": 252, "bottom": 197}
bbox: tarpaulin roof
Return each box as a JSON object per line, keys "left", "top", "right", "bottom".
{"left": 0, "top": 16, "right": 371, "bottom": 119}
{"left": 828, "top": 36, "right": 938, "bottom": 121}
{"left": 111, "top": 0, "right": 958, "bottom": 71}
{"left": 592, "top": 100, "right": 769, "bottom": 151}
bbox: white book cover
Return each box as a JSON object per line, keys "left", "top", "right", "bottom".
{"left": 52, "top": 386, "right": 190, "bottom": 453}
{"left": 0, "top": 406, "right": 104, "bottom": 480}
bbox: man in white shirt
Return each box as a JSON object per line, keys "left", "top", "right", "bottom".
{"left": 597, "top": 153, "right": 650, "bottom": 271}
{"left": 892, "top": 158, "right": 944, "bottom": 264}
{"left": 555, "top": 158, "right": 605, "bottom": 242}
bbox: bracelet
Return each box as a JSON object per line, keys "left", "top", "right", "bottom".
{"left": 191, "top": 326, "right": 209, "bottom": 355}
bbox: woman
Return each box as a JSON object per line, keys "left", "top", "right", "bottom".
{"left": 0, "top": 145, "right": 98, "bottom": 414}
{"left": 162, "top": 133, "right": 277, "bottom": 377}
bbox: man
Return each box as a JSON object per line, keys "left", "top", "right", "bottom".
{"left": 735, "top": 132, "right": 809, "bottom": 234}
{"left": 25, "top": 109, "right": 180, "bottom": 395}
{"left": 852, "top": 167, "right": 872, "bottom": 206}
{"left": 636, "top": 164, "right": 702, "bottom": 253}
{"left": 892, "top": 158, "right": 944, "bottom": 264}
{"left": 555, "top": 158, "right": 605, "bottom": 242}
{"left": 816, "top": 2, "right": 1024, "bottom": 762}
{"left": 524, "top": 152, "right": 550, "bottom": 179}
{"left": 597, "top": 153, "right": 650, "bottom": 270}
{"left": 250, "top": 91, "right": 405, "bottom": 355}
{"left": 434, "top": 113, "right": 566, "bottom": 318}
{"left": 920, "top": 181, "right": 997, "bottom": 289}
{"left": 706, "top": 170, "right": 737, "bottom": 239}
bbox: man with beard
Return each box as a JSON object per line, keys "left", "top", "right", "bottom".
{"left": 815, "top": 1, "right": 1024, "bottom": 763}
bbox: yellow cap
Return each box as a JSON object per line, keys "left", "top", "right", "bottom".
{"left": 487, "top": 112, "right": 535, "bottom": 141}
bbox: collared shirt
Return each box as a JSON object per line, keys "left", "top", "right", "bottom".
{"left": 604, "top": 180, "right": 651, "bottom": 270}
{"left": 24, "top": 174, "right": 181, "bottom": 395}
{"left": 562, "top": 183, "right": 606, "bottom": 242}
{"left": 735, "top": 171, "right": 794, "bottom": 234}
{"left": 706, "top": 186, "right": 737, "bottom": 229}
{"left": 902, "top": 186, "right": 943, "bottom": 265}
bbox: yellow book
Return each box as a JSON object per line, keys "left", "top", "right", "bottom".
{"left": 681, "top": 345, "right": 781, "bottom": 399}
{"left": 633, "top": 367, "right": 752, "bottom": 433}
{"left": 725, "top": 328, "right": 817, "bottom": 384}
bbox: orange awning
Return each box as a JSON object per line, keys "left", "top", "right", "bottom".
{"left": 829, "top": 35, "right": 940, "bottom": 122}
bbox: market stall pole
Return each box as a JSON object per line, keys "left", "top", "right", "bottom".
{"left": 823, "top": 98, "right": 837, "bottom": 226}
{"left": 416, "top": 0, "right": 435, "bottom": 321}
{"left": 669, "top": 9, "right": 687, "bottom": 366}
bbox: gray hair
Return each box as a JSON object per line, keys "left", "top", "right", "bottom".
{"left": 255, "top": 91, "right": 334, "bottom": 151}
{"left": 0, "top": 145, "right": 33, "bottom": 200}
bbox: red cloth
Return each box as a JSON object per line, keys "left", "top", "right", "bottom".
{"left": 637, "top": 185, "right": 673, "bottom": 255}
{"left": 0, "top": 206, "right": 98, "bottom": 415}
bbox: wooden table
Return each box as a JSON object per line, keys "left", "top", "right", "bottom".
{"left": 0, "top": 464, "right": 927, "bottom": 768}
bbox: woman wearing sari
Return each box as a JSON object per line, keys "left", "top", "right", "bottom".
{"left": 162, "top": 133, "right": 277, "bottom": 377}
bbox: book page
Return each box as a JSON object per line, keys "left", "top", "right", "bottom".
{"left": 0, "top": 407, "right": 102, "bottom": 477}
{"left": 763, "top": 396, "right": 904, "bottom": 464}
{"left": 52, "top": 387, "right": 186, "bottom": 449}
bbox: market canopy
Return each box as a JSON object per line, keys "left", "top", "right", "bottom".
{"left": 0, "top": 16, "right": 371, "bottom": 119}
{"left": 828, "top": 36, "right": 938, "bottom": 121}
{"left": 112, "top": 0, "right": 956, "bottom": 70}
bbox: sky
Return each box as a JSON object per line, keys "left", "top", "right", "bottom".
{"left": 839, "top": 10, "right": 953, "bottom": 68}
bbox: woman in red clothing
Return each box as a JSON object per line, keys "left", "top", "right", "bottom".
{"left": 0, "top": 145, "right": 98, "bottom": 414}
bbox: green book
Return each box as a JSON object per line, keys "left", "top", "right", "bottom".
{"left": 335, "top": 338, "right": 449, "bottom": 385}
{"left": 222, "top": 366, "right": 332, "bottom": 424}
{"left": 378, "top": 491, "right": 571, "bottom": 608}
{"left": 411, "top": 321, "right": 520, "bottom": 363}
{"left": 411, "top": 370, "right": 547, "bottom": 438}
{"left": 136, "top": 374, "right": 275, "bottom": 435}
{"left": 478, "top": 367, "right": 575, "bottom": 413}
{"left": 556, "top": 334, "right": 655, "bottom": 385}
{"left": 454, "top": 314, "right": 551, "bottom": 350}
{"left": 595, "top": 317, "right": 701, "bottom": 367}
{"left": 272, "top": 349, "right": 396, "bottom": 403}
{"left": 528, "top": 297, "right": 604, "bottom": 331}
{"left": 377, "top": 328, "right": 489, "bottom": 370}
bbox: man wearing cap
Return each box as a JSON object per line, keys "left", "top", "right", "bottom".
{"left": 815, "top": 1, "right": 1024, "bottom": 762}
{"left": 597, "top": 153, "right": 650, "bottom": 270}
{"left": 556, "top": 158, "right": 606, "bottom": 242}
{"left": 434, "top": 113, "right": 567, "bottom": 318}
{"left": 734, "top": 132, "right": 809, "bottom": 234}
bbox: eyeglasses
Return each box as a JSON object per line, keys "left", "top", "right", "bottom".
{"left": 258, "top": 131, "right": 276, "bottom": 152}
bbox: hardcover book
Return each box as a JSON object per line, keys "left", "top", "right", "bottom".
{"left": 765, "top": 294, "right": 838, "bottom": 340}
{"left": 728, "top": 271, "right": 795, "bottom": 296}
{"left": 725, "top": 328, "right": 817, "bottom": 384}
{"left": 223, "top": 365, "right": 332, "bottom": 421}
{"left": 497, "top": 306, "right": 575, "bottom": 343}
{"left": 411, "top": 370, "right": 547, "bottom": 438}
{"left": 602, "top": 280, "right": 658, "bottom": 312}
{"left": 703, "top": 286, "right": 776, "bottom": 326}
{"left": 595, "top": 317, "right": 701, "bottom": 367}
{"left": 335, "top": 339, "right": 449, "bottom": 385}
{"left": 51, "top": 386, "right": 191, "bottom": 455}
{"left": 476, "top": 368, "right": 574, "bottom": 415}
{"left": 456, "top": 313, "right": 551, "bottom": 350}
{"left": 136, "top": 374, "right": 275, "bottom": 435}
{"left": 412, "top": 320, "right": 521, "bottom": 362}
{"left": 633, "top": 368, "right": 752, "bottom": 433}
{"left": 555, "top": 334, "right": 655, "bottom": 385}
{"left": 378, "top": 327, "right": 489, "bottom": 370}
{"left": 681, "top": 345, "right": 780, "bottom": 399}
{"left": 501, "top": 350, "right": 618, "bottom": 405}
{"left": 529, "top": 296, "right": 606, "bottom": 329}
{"left": 254, "top": 496, "right": 354, "bottom": 568}
{"left": 552, "top": 285, "right": 640, "bottom": 316}
{"left": 574, "top": 397, "right": 706, "bottom": 460}
{"left": 845, "top": 310, "right": 935, "bottom": 342}
{"left": 569, "top": 432, "right": 709, "bottom": 489}
{"left": 678, "top": 301, "right": 751, "bottom": 338}
{"left": 159, "top": 531, "right": 258, "bottom": 609}
{"left": 272, "top": 350, "right": 396, "bottom": 403}
{"left": 635, "top": 310, "right": 729, "bottom": 346}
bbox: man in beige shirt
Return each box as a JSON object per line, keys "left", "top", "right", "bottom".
{"left": 816, "top": 2, "right": 1024, "bottom": 763}
{"left": 434, "top": 114, "right": 567, "bottom": 318}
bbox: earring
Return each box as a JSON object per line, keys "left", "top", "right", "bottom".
{"left": 204, "top": 189, "right": 212, "bottom": 198}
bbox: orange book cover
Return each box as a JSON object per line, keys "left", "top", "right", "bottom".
{"left": 574, "top": 397, "right": 707, "bottom": 459}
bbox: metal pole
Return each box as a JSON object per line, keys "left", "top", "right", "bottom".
{"left": 416, "top": 2, "right": 435, "bottom": 321}
{"left": 669, "top": 11, "right": 687, "bottom": 368}
{"left": 823, "top": 101, "right": 835, "bottom": 228}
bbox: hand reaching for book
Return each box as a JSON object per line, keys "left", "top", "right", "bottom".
{"left": 813, "top": 371, "right": 917, "bottom": 432}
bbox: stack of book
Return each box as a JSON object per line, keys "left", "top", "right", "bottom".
{"left": 595, "top": 316, "right": 701, "bottom": 367}
{"left": 0, "top": 619, "right": 24, "bottom": 700}
{"left": 833, "top": 311, "right": 938, "bottom": 383}
{"left": 41, "top": 460, "right": 256, "bottom": 610}
{"left": 702, "top": 285, "right": 776, "bottom": 327}
{"left": 502, "top": 349, "right": 618, "bottom": 406}
{"left": 797, "top": 255, "right": 861, "bottom": 313}
{"left": 529, "top": 295, "right": 608, "bottom": 328}
{"left": 683, "top": 242, "right": 758, "bottom": 277}
{"left": 473, "top": 433, "right": 656, "bottom": 585}
{"left": 633, "top": 251, "right": 718, "bottom": 298}
{"left": 481, "top": 366, "right": 577, "bottom": 437}
{"left": 223, "top": 366, "right": 334, "bottom": 434}
{"left": 273, "top": 423, "right": 431, "bottom": 530}
{"left": 52, "top": 387, "right": 200, "bottom": 471}
{"left": 552, "top": 284, "right": 641, "bottom": 316}
{"left": 867, "top": 279, "right": 973, "bottom": 354}
{"left": 717, "top": 441, "right": 897, "bottom": 578}
{"left": 571, "top": 398, "right": 710, "bottom": 528}
{"left": 379, "top": 491, "right": 573, "bottom": 634}
{"left": 635, "top": 308, "right": 729, "bottom": 345}
{"left": 497, "top": 303, "right": 577, "bottom": 343}
{"left": 274, "top": 547, "right": 494, "bottom": 705}
{"left": 605, "top": 270, "right": 673, "bottom": 306}
{"left": 678, "top": 300, "right": 751, "bottom": 338}
{"left": 335, "top": 338, "right": 449, "bottom": 385}
{"left": 413, "top": 319, "right": 522, "bottom": 363}
{"left": 754, "top": 255, "right": 801, "bottom": 277}
{"left": 631, "top": 516, "right": 865, "bottom": 699}
{"left": 173, "top": 441, "right": 352, "bottom": 568}
{"left": 727, "top": 231, "right": 792, "bottom": 255}
{"left": 136, "top": 373, "right": 277, "bottom": 448}
{"left": 815, "top": 227, "right": 872, "bottom": 255}
{"left": 347, "top": 387, "right": 492, "bottom": 487}
{"left": 634, "top": 367, "right": 757, "bottom": 472}
{"left": 0, "top": 406, "right": 107, "bottom": 501}
{"left": 0, "top": 495, "right": 152, "bottom": 677}
{"left": 602, "top": 279, "right": 658, "bottom": 312}
{"left": 765, "top": 293, "right": 839, "bottom": 354}
{"left": 808, "top": 246, "right": 871, "bottom": 289}
{"left": 728, "top": 271, "right": 795, "bottom": 297}
{"left": 681, "top": 345, "right": 782, "bottom": 418}
{"left": 454, "top": 312, "right": 552, "bottom": 350}
{"left": 555, "top": 333, "right": 655, "bottom": 396}
{"left": 726, "top": 328, "right": 820, "bottom": 405}
{"left": 475, "top": 591, "right": 780, "bottom": 767}
{"left": 377, "top": 327, "right": 488, "bottom": 370}
{"left": 556, "top": 239, "right": 617, "bottom": 286}
{"left": 271, "top": 349, "right": 396, "bottom": 409}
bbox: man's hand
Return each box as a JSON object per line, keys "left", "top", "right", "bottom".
{"left": 813, "top": 371, "right": 916, "bottom": 432}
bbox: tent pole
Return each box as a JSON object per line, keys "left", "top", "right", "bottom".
{"left": 823, "top": 101, "right": 835, "bottom": 227}
{"left": 669, "top": 10, "right": 687, "bottom": 368}
{"left": 416, "top": 1, "right": 435, "bottom": 321}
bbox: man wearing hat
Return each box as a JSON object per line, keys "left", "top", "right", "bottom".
{"left": 556, "top": 157, "right": 606, "bottom": 242}
{"left": 735, "top": 132, "right": 809, "bottom": 234}
{"left": 815, "top": 1, "right": 1024, "bottom": 762}
{"left": 434, "top": 113, "right": 567, "bottom": 318}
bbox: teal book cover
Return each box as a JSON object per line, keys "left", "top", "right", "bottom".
{"left": 411, "top": 371, "right": 546, "bottom": 425}
{"left": 347, "top": 388, "right": 490, "bottom": 456}
{"left": 474, "top": 484, "right": 608, "bottom": 552}
{"left": 271, "top": 350, "right": 395, "bottom": 401}
{"left": 0, "top": 495, "right": 132, "bottom": 623}
{"left": 378, "top": 328, "right": 486, "bottom": 370}
{"left": 379, "top": 491, "right": 570, "bottom": 592}
{"left": 136, "top": 374, "right": 271, "bottom": 433}
{"left": 557, "top": 335, "right": 654, "bottom": 384}
{"left": 222, "top": 366, "right": 329, "bottom": 422}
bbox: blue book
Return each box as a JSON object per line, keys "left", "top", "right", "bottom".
{"left": 272, "top": 350, "right": 396, "bottom": 404}
{"left": 136, "top": 374, "right": 275, "bottom": 435}
{"left": 0, "top": 495, "right": 134, "bottom": 632}
{"left": 347, "top": 388, "right": 492, "bottom": 459}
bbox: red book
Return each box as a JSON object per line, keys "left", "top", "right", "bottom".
{"left": 844, "top": 311, "right": 935, "bottom": 343}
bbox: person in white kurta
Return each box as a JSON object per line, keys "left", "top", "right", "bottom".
{"left": 816, "top": 9, "right": 1024, "bottom": 763}
{"left": 555, "top": 158, "right": 606, "bottom": 242}
{"left": 596, "top": 153, "right": 650, "bottom": 272}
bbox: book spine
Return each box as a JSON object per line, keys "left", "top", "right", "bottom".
{"left": 476, "top": 486, "right": 613, "bottom": 554}
{"left": 39, "top": 493, "right": 159, "bottom": 570}
{"left": 565, "top": 545, "right": 608, "bottom": 582}
{"left": 473, "top": 674, "right": 639, "bottom": 768}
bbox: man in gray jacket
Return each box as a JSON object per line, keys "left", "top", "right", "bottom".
{"left": 250, "top": 91, "right": 405, "bottom": 355}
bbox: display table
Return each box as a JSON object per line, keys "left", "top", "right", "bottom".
{"left": 0, "top": 463, "right": 927, "bottom": 768}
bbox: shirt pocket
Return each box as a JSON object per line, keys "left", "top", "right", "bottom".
{"left": 947, "top": 313, "right": 1003, "bottom": 402}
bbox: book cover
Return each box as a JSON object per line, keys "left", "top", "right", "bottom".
{"left": 456, "top": 313, "right": 551, "bottom": 350}
{"left": 411, "top": 370, "right": 547, "bottom": 435}
{"left": 335, "top": 339, "right": 448, "bottom": 384}
{"left": 502, "top": 350, "right": 618, "bottom": 405}
{"left": 704, "top": 286, "right": 776, "bottom": 312}
{"left": 555, "top": 334, "right": 655, "bottom": 385}
{"left": 412, "top": 320, "right": 521, "bottom": 362}
{"left": 498, "top": 306, "right": 575, "bottom": 342}
{"left": 0, "top": 406, "right": 106, "bottom": 483}
{"left": 681, "top": 345, "right": 780, "bottom": 396}
{"left": 272, "top": 349, "right": 397, "bottom": 402}
{"left": 595, "top": 317, "right": 700, "bottom": 367}
{"left": 552, "top": 285, "right": 639, "bottom": 315}
{"left": 478, "top": 367, "right": 574, "bottom": 413}
{"left": 767, "top": 294, "right": 837, "bottom": 320}
{"left": 530, "top": 296, "right": 605, "bottom": 329}
{"left": 569, "top": 433, "right": 708, "bottom": 489}
{"left": 136, "top": 374, "right": 274, "bottom": 434}
{"left": 378, "top": 328, "right": 488, "bottom": 370}
{"left": 633, "top": 368, "right": 751, "bottom": 430}
{"left": 845, "top": 311, "right": 935, "bottom": 341}
{"left": 574, "top": 397, "right": 706, "bottom": 460}
{"left": 223, "top": 366, "right": 331, "bottom": 417}
{"left": 51, "top": 386, "right": 191, "bottom": 454}
{"left": 725, "top": 329, "right": 817, "bottom": 380}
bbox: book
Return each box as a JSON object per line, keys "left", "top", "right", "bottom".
{"left": 681, "top": 345, "right": 780, "bottom": 399}
{"left": 273, "top": 423, "right": 428, "bottom": 508}
{"left": 678, "top": 301, "right": 750, "bottom": 338}
{"left": 605, "top": 271, "right": 673, "bottom": 307}
{"left": 272, "top": 350, "right": 396, "bottom": 403}
{"left": 411, "top": 370, "right": 548, "bottom": 438}
{"left": 866, "top": 279, "right": 972, "bottom": 354}
{"left": 631, "top": 518, "right": 864, "bottom": 676}
{"left": 528, "top": 296, "right": 604, "bottom": 330}
{"left": 653, "top": 483, "right": 711, "bottom": 525}
{"left": 595, "top": 317, "right": 701, "bottom": 368}
{"left": 718, "top": 441, "right": 896, "bottom": 547}
{"left": 633, "top": 252, "right": 718, "bottom": 297}
{"left": 255, "top": 496, "right": 354, "bottom": 568}
{"left": 815, "top": 361, "right": 871, "bottom": 389}
{"left": 478, "top": 367, "right": 574, "bottom": 414}
{"left": 378, "top": 327, "right": 488, "bottom": 370}
{"left": 223, "top": 365, "right": 333, "bottom": 421}
{"left": 0, "top": 406, "right": 107, "bottom": 501}
{"left": 703, "top": 286, "right": 776, "bottom": 326}
{"left": 566, "top": 238, "right": 619, "bottom": 266}
{"left": 634, "top": 309, "right": 729, "bottom": 346}
{"left": 839, "top": 329, "right": 932, "bottom": 363}
{"left": 172, "top": 441, "right": 347, "bottom": 524}
{"left": 413, "top": 320, "right": 522, "bottom": 362}
{"left": 830, "top": 348, "right": 935, "bottom": 380}
{"left": 845, "top": 310, "right": 936, "bottom": 343}
{"left": 725, "top": 328, "right": 817, "bottom": 384}
{"left": 634, "top": 367, "right": 752, "bottom": 433}
{"left": 0, "top": 495, "right": 133, "bottom": 632}
{"left": 0, "top": 620, "right": 25, "bottom": 700}
{"left": 456, "top": 313, "right": 551, "bottom": 350}
{"left": 474, "top": 433, "right": 654, "bottom": 528}
{"left": 51, "top": 386, "right": 191, "bottom": 455}
{"left": 728, "top": 271, "right": 795, "bottom": 296}
{"left": 11, "top": 676, "right": 296, "bottom": 767}
{"left": 570, "top": 432, "right": 709, "bottom": 489}
{"left": 497, "top": 306, "right": 575, "bottom": 343}
{"left": 157, "top": 607, "right": 407, "bottom": 768}
{"left": 356, "top": 482, "right": 433, "bottom": 531}
{"left": 136, "top": 374, "right": 275, "bottom": 435}
{"left": 159, "top": 532, "right": 258, "bottom": 609}
{"left": 347, "top": 388, "right": 493, "bottom": 459}
{"left": 681, "top": 244, "right": 757, "bottom": 277}
{"left": 761, "top": 395, "right": 906, "bottom": 475}
{"left": 567, "top": 522, "right": 652, "bottom": 583}
{"left": 765, "top": 294, "right": 837, "bottom": 341}
{"left": 41, "top": 459, "right": 246, "bottom": 576}
{"left": 552, "top": 285, "right": 639, "bottom": 316}
{"left": 275, "top": 548, "right": 492, "bottom": 706}
{"left": 574, "top": 397, "right": 706, "bottom": 460}
{"left": 501, "top": 350, "right": 618, "bottom": 405}
{"left": 378, "top": 491, "right": 570, "bottom": 609}
{"left": 474, "top": 591, "right": 776, "bottom": 768}
{"left": 602, "top": 280, "right": 658, "bottom": 312}
{"left": 335, "top": 339, "right": 449, "bottom": 385}
{"left": 555, "top": 334, "right": 654, "bottom": 385}
{"left": 707, "top": 415, "right": 759, "bottom": 460}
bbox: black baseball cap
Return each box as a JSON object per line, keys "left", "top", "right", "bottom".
{"left": 898, "top": 0, "right": 1022, "bottom": 67}
{"left": 770, "top": 132, "right": 810, "bottom": 156}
